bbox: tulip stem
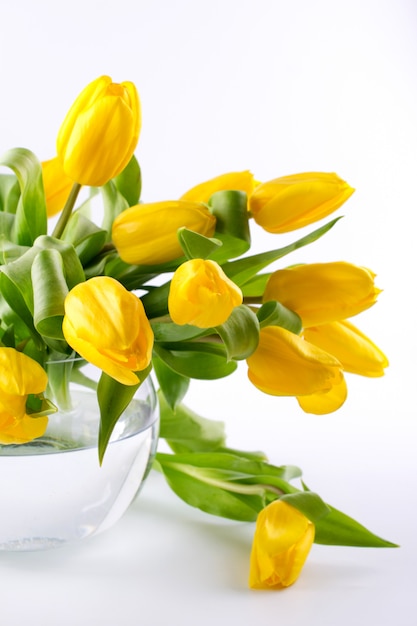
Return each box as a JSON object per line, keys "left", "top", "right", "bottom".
{"left": 52, "top": 183, "right": 82, "bottom": 239}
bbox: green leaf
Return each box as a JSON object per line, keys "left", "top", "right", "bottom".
{"left": 113, "top": 155, "right": 142, "bottom": 206}
{"left": 101, "top": 179, "right": 129, "bottom": 240}
{"left": 314, "top": 504, "right": 398, "bottom": 548}
{"left": 31, "top": 248, "right": 68, "bottom": 339}
{"left": 151, "top": 320, "right": 208, "bottom": 343}
{"left": 177, "top": 227, "right": 222, "bottom": 260}
{"left": 153, "top": 355, "right": 190, "bottom": 410}
{"left": 0, "top": 246, "right": 38, "bottom": 317}
{"left": 215, "top": 304, "right": 259, "bottom": 360}
{"left": 156, "top": 451, "right": 302, "bottom": 521}
{"left": 158, "top": 391, "right": 226, "bottom": 452}
{"left": 153, "top": 342, "right": 237, "bottom": 379}
{"left": 33, "top": 235, "right": 85, "bottom": 289}
{"left": 0, "top": 236, "right": 30, "bottom": 264}
{"left": 222, "top": 217, "right": 342, "bottom": 286}
{"left": 280, "top": 491, "right": 330, "bottom": 523}
{"left": 0, "top": 173, "right": 20, "bottom": 213}
{"left": 0, "top": 148, "right": 47, "bottom": 245}
{"left": 241, "top": 272, "right": 271, "bottom": 297}
{"left": 157, "top": 462, "right": 263, "bottom": 521}
{"left": 257, "top": 300, "right": 302, "bottom": 334}
{"left": 97, "top": 365, "right": 151, "bottom": 464}
{"left": 62, "top": 212, "right": 107, "bottom": 265}
{"left": 208, "top": 190, "right": 251, "bottom": 262}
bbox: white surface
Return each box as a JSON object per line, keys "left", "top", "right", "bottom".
{"left": 1, "top": 1, "right": 416, "bottom": 624}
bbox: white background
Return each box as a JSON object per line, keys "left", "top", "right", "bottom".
{"left": 1, "top": 1, "right": 416, "bottom": 624}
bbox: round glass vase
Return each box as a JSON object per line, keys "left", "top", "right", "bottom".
{"left": 0, "top": 359, "right": 159, "bottom": 551}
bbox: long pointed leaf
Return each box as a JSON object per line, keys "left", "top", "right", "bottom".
{"left": 222, "top": 217, "right": 342, "bottom": 286}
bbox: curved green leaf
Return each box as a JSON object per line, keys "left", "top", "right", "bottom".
{"left": 257, "top": 300, "right": 302, "bottom": 334}
{"left": 208, "top": 190, "right": 251, "bottom": 262}
{"left": 0, "top": 148, "right": 47, "bottom": 245}
{"left": 62, "top": 212, "right": 107, "bottom": 265}
{"left": 33, "top": 235, "right": 85, "bottom": 289}
{"left": 32, "top": 248, "right": 68, "bottom": 339}
{"left": 215, "top": 304, "right": 259, "bottom": 360}
{"left": 177, "top": 227, "right": 222, "bottom": 260}
{"left": 154, "top": 343, "right": 237, "bottom": 379}
{"left": 0, "top": 173, "right": 20, "bottom": 213}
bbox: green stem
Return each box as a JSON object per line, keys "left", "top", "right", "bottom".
{"left": 51, "top": 182, "right": 82, "bottom": 239}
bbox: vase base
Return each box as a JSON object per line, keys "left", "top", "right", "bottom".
{"left": 0, "top": 537, "right": 67, "bottom": 552}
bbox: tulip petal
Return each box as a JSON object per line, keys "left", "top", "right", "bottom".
{"left": 246, "top": 326, "right": 343, "bottom": 397}
{"left": 180, "top": 170, "right": 258, "bottom": 203}
{"left": 296, "top": 375, "right": 348, "bottom": 414}
{"left": 304, "top": 320, "right": 388, "bottom": 377}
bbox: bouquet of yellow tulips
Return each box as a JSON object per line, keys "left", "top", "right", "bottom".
{"left": 0, "top": 75, "right": 395, "bottom": 588}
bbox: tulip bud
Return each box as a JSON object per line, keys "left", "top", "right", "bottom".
{"left": 0, "top": 348, "right": 49, "bottom": 444}
{"left": 304, "top": 320, "right": 388, "bottom": 377}
{"left": 180, "top": 170, "right": 258, "bottom": 203}
{"left": 263, "top": 262, "right": 381, "bottom": 327}
{"left": 249, "top": 499, "right": 315, "bottom": 589}
{"left": 246, "top": 326, "right": 344, "bottom": 402}
{"left": 62, "top": 276, "right": 153, "bottom": 385}
{"left": 41, "top": 156, "right": 74, "bottom": 217}
{"left": 168, "top": 258, "right": 243, "bottom": 328}
{"left": 248, "top": 172, "right": 354, "bottom": 233}
{"left": 112, "top": 201, "right": 216, "bottom": 265}
{"left": 57, "top": 75, "right": 140, "bottom": 187}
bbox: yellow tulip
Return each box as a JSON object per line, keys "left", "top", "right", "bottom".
{"left": 62, "top": 276, "right": 153, "bottom": 385}
{"left": 0, "top": 348, "right": 49, "bottom": 445}
{"left": 41, "top": 156, "right": 74, "bottom": 217}
{"left": 249, "top": 499, "right": 315, "bottom": 589}
{"left": 112, "top": 201, "right": 216, "bottom": 265}
{"left": 246, "top": 326, "right": 344, "bottom": 400}
{"left": 179, "top": 170, "right": 258, "bottom": 203}
{"left": 296, "top": 375, "right": 348, "bottom": 415}
{"left": 248, "top": 172, "right": 354, "bottom": 233}
{"left": 304, "top": 320, "right": 388, "bottom": 377}
{"left": 57, "top": 75, "right": 140, "bottom": 187}
{"left": 168, "top": 258, "right": 243, "bottom": 328}
{"left": 263, "top": 262, "right": 381, "bottom": 327}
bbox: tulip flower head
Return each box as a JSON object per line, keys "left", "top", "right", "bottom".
{"left": 57, "top": 75, "right": 140, "bottom": 187}
{"left": 249, "top": 172, "right": 354, "bottom": 234}
{"left": 62, "top": 276, "right": 153, "bottom": 385}
{"left": 249, "top": 499, "right": 315, "bottom": 589}
{"left": 0, "top": 348, "right": 49, "bottom": 444}
{"left": 246, "top": 325, "right": 344, "bottom": 399}
{"left": 304, "top": 320, "right": 388, "bottom": 377}
{"left": 180, "top": 170, "right": 259, "bottom": 204}
{"left": 112, "top": 201, "right": 216, "bottom": 265}
{"left": 41, "top": 156, "right": 74, "bottom": 217}
{"left": 168, "top": 258, "right": 243, "bottom": 328}
{"left": 263, "top": 262, "right": 381, "bottom": 328}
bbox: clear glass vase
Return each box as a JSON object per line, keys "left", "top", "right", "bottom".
{"left": 0, "top": 360, "right": 159, "bottom": 551}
